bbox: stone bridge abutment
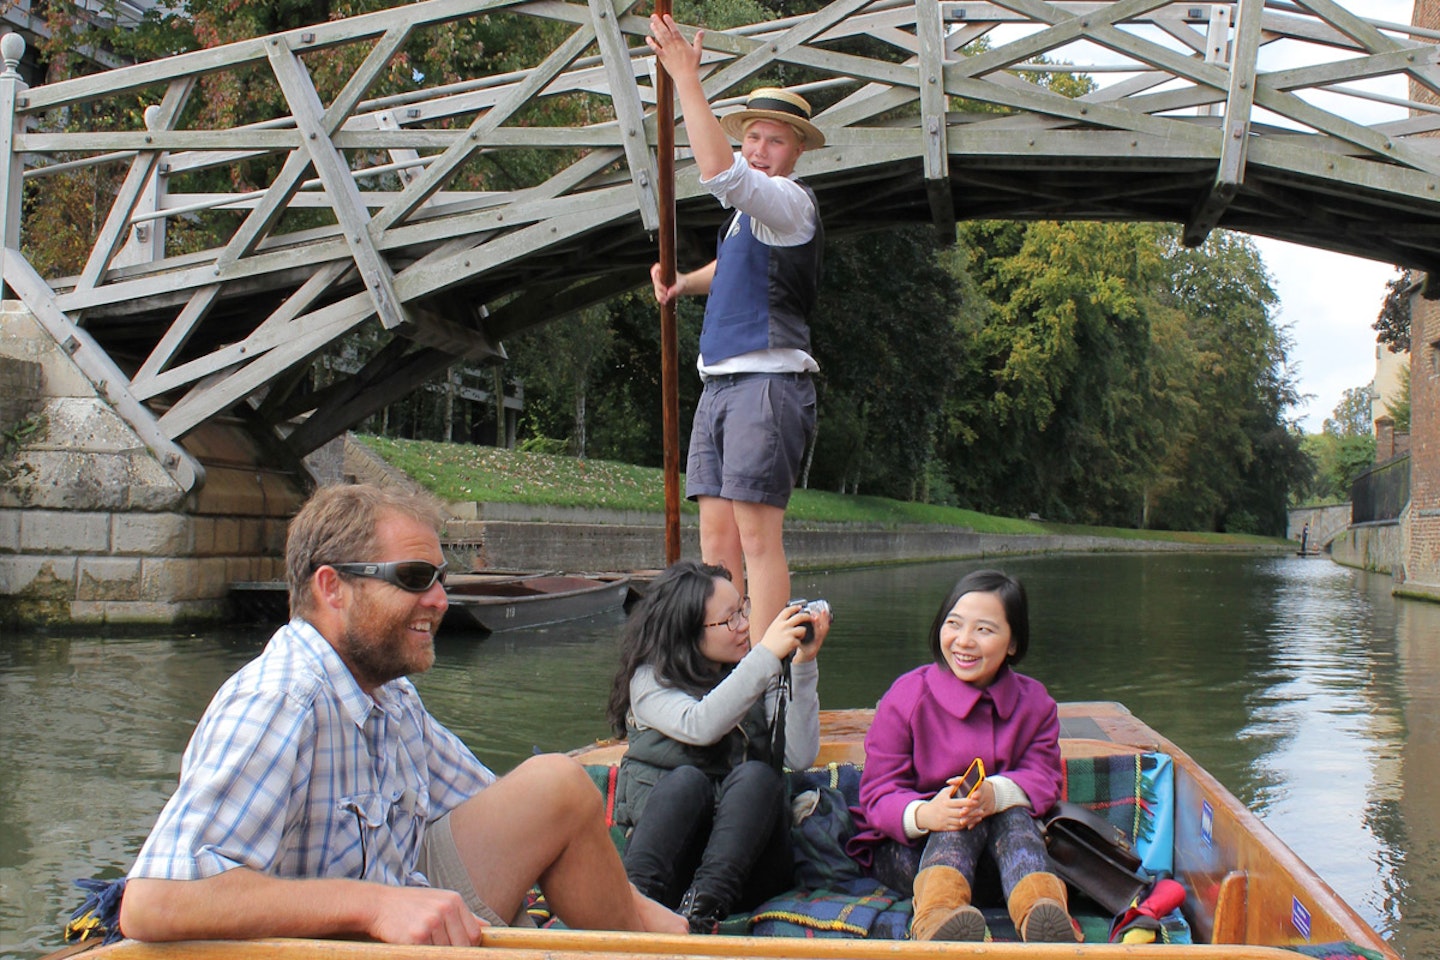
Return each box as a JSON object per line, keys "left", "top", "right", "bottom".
{"left": 1, "top": 304, "right": 304, "bottom": 626}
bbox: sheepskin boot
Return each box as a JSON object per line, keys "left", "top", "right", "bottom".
{"left": 1007, "top": 871, "right": 1080, "bottom": 943}
{"left": 909, "top": 866, "right": 987, "bottom": 941}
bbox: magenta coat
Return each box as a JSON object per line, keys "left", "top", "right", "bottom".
{"left": 846, "top": 663, "right": 1063, "bottom": 868}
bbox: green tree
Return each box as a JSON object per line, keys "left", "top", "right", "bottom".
{"left": 506, "top": 307, "right": 617, "bottom": 458}
{"left": 1147, "top": 230, "right": 1305, "bottom": 534}
{"left": 807, "top": 227, "right": 967, "bottom": 500}
{"left": 943, "top": 219, "right": 1179, "bottom": 526}
{"left": 1386, "top": 365, "right": 1411, "bottom": 434}
{"left": 1374, "top": 270, "right": 1412, "bottom": 353}
{"left": 1324, "top": 385, "right": 1374, "bottom": 438}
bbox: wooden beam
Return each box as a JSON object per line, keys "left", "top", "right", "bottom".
{"left": 283, "top": 345, "right": 460, "bottom": 456}
{"left": 74, "top": 78, "right": 194, "bottom": 294}
{"left": 1184, "top": 0, "right": 1262, "bottom": 247}
{"left": 218, "top": 25, "right": 413, "bottom": 269}
{"left": 267, "top": 38, "right": 408, "bottom": 330}
{"left": 587, "top": 0, "right": 660, "bottom": 232}
{"left": 916, "top": 0, "right": 953, "bottom": 242}
{"left": 369, "top": 24, "right": 599, "bottom": 232}
{"left": 157, "top": 294, "right": 375, "bottom": 440}
{"left": 130, "top": 284, "right": 222, "bottom": 393}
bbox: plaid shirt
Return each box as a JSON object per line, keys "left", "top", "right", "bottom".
{"left": 129, "top": 619, "right": 495, "bottom": 886}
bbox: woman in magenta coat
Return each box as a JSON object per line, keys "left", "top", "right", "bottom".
{"left": 846, "top": 570, "right": 1077, "bottom": 943}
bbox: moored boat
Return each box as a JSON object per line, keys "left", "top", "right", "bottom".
{"left": 441, "top": 572, "right": 633, "bottom": 633}
{"left": 50, "top": 702, "right": 1398, "bottom": 959}
{"left": 227, "top": 572, "right": 634, "bottom": 634}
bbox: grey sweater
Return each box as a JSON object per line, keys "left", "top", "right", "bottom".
{"left": 627, "top": 646, "right": 821, "bottom": 771}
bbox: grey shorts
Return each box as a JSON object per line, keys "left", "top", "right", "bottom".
{"left": 418, "top": 812, "right": 536, "bottom": 927}
{"left": 686, "top": 372, "right": 817, "bottom": 509}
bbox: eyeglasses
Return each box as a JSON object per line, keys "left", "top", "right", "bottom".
{"left": 703, "top": 597, "right": 751, "bottom": 631}
{"left": 328, "top": 560, "right": 448, "bottom": 592}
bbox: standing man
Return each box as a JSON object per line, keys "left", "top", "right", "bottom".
{"left": 118, "top": 483, "right": 685, "bottom": 945}
{"left": 648, "top": 14, "right": 826, "bottom": 635}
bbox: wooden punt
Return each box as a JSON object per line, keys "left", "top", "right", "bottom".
{"left": 51, "top": 702, "right": 1399, "bottom": 960}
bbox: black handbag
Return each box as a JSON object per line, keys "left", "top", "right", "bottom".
{"left": 1041, "top": 801, "right": 1151, "bottom": 915}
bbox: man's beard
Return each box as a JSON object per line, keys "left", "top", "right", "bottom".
{"left": 339, "top": 588, "right": 437, "bottom": 688}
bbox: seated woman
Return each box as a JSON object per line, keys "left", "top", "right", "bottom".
{"left": 846, "top": 569, "right": 1078, "bottom": 943}
{"left": 606, "top": 560, "right": 830, "bottom": 933}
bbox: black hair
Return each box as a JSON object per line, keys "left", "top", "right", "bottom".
{"left": 927, "top": 569, "right": 1030, "bottom": 669}
{"left": 606, "top": 559, "right": 733, "bottom": 737}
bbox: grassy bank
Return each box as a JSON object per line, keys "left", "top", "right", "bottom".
{"left": 358, "top": 435, "right": 1285, "bottom": 546}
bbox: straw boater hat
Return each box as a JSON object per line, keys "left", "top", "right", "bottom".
{"left": 719, "top": 88, "right": 826, "bottom": 148}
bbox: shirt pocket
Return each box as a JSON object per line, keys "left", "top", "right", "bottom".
{"left": 338, "top": 792, "right": 387, "bottom": 880}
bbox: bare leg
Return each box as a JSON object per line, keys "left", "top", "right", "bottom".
{"left": 697, "top": 496, "right": 744, "bottom": 597}
{"left": 733, "top": 501, "right": 789, "bottom": 639}
{"left": 447, "top": 754, "right": 685, "bottom": 933}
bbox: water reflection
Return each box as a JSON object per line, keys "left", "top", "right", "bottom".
{"left": 1, "top": 553, "right": 1435, "bottom": 958}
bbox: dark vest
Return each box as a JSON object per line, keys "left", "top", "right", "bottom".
{"left": 698, "top": 181, "right": 823, "bottom": 366}
{"left": 613, "top": 700, "right": 773, "bottom": 828}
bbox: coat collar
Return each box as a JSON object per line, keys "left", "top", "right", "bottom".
{"left": 922, "top": 662, "right": 1021, "bottom": 720}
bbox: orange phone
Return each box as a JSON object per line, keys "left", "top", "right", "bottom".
{"left": 950, "top": 757, "right": 985, "bottom": 798}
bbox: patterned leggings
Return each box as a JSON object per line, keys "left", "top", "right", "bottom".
{"left": 871, "top": 806, "right": 1050, "bottom": 898}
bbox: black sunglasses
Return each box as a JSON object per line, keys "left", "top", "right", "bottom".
{"left": 328, "top": 560, "right": 448, "bottom": 592}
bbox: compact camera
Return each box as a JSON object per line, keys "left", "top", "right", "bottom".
{"left": 787, "top": 598, "right": 832, "bottom": 645}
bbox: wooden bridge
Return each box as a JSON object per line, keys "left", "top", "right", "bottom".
{"left": 4, "top": 0, "right": 1440, "bottom": 495}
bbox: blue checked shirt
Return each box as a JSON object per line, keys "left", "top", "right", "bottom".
{"left": 129, "top": 619, "right": 496, "bottom": 886}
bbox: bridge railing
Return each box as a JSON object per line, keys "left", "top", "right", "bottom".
{"left": 1350, "top": 453, "right": 1411, "bottom": 525}
{"left": 3, "top": 2, "right": 1440, "bottom": 492}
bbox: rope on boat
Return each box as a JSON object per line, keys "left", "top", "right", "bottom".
{"left": 64, "top": 878, "right": 127, "bottom": 945}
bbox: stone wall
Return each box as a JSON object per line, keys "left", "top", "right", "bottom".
{"left": 1, "top": 303, "right": 306, "bottom": 628}
{"left": 1331, "top": 519, "right": 1406, "bottom": 575}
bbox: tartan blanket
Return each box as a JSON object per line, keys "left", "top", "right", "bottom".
{"left": 747, "top": 878, "right": 912, "bottom": 939}
{"left": 1061, "top": 751, "right": 1175, "bottom": 874}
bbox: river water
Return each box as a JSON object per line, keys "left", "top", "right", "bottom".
{"left": 3, "top": 552, "right": 1438, "bottom": 958}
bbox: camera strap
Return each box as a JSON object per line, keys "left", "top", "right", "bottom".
{"left": 769, "top": 654, "right": 793, "bottom": 771}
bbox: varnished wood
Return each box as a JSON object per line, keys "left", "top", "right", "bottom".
{"left": 1210, "top": 871, "right": 1249, "bottom": 945}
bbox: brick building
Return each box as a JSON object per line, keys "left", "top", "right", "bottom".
{"left": 1405, "top": 293, "right": 1439, "bottom": 599}
{"left": 1408, "top": 0, "right": 1440, "bottom": 600}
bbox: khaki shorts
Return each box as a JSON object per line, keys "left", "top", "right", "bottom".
{"left": 418, "top": 812, "right": 536, "bottom": 927}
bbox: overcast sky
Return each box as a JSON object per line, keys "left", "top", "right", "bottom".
{"left": 1260, "top": 240, "right": 1398, "bottom": 434}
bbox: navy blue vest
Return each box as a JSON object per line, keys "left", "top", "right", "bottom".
{"left": 698, "top": 182, "right": 823, "bottom": 366}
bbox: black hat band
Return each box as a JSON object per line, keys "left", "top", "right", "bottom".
{"left": 745, "top": 96, "right": 812, "bottom": 121}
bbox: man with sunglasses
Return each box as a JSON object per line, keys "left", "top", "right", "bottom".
{"left": 120, "top": 483, "right": 686, "bottom": 945}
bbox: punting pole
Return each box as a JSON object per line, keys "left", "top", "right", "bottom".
{"left": 655, "top": 0, "right": 681, "bottom": 565}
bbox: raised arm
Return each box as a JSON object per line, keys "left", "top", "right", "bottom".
{"left": 646, "top": 14, "right": 733, "bottom": 180}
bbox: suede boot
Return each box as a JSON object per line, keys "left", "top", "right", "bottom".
{"left": 909, "top": 866, "right": 987, "bottom": 941}
{"left": 1007, "top": 871, "right": 1080, "bottom": 943}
